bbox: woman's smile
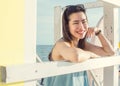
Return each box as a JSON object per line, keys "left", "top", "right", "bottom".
{"left": 76, "top": 30, "right": 85, "bottom": 34}
{"left": 75, "top": 30, "right": 86, "bottom": 37}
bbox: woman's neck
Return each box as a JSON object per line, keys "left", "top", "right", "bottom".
{"left": 71, "top": 39, "right": 79, "bottom": 47}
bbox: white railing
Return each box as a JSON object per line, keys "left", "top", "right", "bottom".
{"left": 0, "top": 56, "right": 120, "bottom": 86}
{"left": 36, "top": 54, "right": 43, "bottom": 86}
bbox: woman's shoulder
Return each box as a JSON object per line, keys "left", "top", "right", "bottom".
{"left": 56, "top": 38, "right": 71, "bottom": 47}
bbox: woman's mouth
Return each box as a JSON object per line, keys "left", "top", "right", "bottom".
{"left": 77, "top": 30, "right": 85, "bottom": 34}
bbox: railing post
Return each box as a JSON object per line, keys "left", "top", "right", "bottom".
{"left": 104, "top": 66, "right": 119, "bottom": 86}
{"left": 54, "top": 6, "right": 62, "bottom": 43}
{"left": 103, "top": 2, "right": 119, "bottom": 86}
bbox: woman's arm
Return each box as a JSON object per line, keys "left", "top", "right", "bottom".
{"left": 96, "top": 31, "right": 115, "bottom": 55}
{"left": 85, "top": 27, "right": 115, "bottom": 56}
{"left": 52, "top": 40, "right": 99, "bottom": 63}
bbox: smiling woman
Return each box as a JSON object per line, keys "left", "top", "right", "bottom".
{"left": 36, "top": 0, "right": 120, "bottom": 85}
{"left": 36, "top": 0, "right": 97, "bottom": 45}
{"left": 42, "top": 4, "right": 115, "bottom": 86}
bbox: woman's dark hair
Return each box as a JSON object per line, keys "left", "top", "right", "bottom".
{"left": 62, "top": 4, "right": 87, "bottom": 49}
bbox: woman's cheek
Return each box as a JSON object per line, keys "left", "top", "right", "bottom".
{"left": 85, "top": 25, "right": 88, "bottom": 29}
{"left": 85, "top": 26, "right": 88, "bottom": 31}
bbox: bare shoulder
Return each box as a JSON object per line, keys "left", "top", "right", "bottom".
{"left": 55, "top": 38, "right": 71, "bottom": 48}
{"left": 52, "top": 38, "right": 71, "bottom": 55}
{"left": 51, "top": 38, "right": 71, "bottom": 60}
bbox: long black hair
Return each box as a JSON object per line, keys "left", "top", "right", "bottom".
{"left": 62, "top": 4, "right": 87, "bottom": 49}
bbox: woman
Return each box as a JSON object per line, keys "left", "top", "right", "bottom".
{"left": 43, "top": 5, "right": 115, "bottom": 86}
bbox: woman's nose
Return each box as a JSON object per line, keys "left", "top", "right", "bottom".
{"left": 78, "top": 22, "right": 84, "bottom": 30}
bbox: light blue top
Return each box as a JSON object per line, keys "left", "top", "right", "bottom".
{"left": 43, "top": 71, "right": 89, "bottom": 86}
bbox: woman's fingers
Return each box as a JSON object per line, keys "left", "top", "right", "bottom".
{"left": 86, "top": 27, "right": 95, "bottom": 38}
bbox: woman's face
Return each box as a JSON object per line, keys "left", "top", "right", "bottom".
{"left": 68, "top": 12, "right": 88, "bottom": 40}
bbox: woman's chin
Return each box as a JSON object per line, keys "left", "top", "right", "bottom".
{"left": 80, "top": 37, "right": 85, "bottom": 39}
{"left": 78, "top": 35, "right": 85, "bottom": 39}
{"left": 77, "top": 37, "right": 84, "bottom": 40}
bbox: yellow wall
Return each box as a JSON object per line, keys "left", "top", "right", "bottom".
{"left": 119, "top": 42, "right": 120, "bottom": 48}
{"left": 0, "top": 0, "right": 24, "bottom": 86}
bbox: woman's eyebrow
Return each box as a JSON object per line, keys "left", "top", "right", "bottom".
{"left": 72, "top": 19, "right": 87, "bottom": 22}
{"left": 81, "top": 19, "right": 87, "bottom": 21}
{"left": 73, "top": 20, "right": 79, "bottom": 22}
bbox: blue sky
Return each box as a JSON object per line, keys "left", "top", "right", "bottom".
{"left": 37, "top": 0, "right": 120, "bottom": 45}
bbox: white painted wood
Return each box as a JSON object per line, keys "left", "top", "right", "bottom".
{"left": 103, "top": 3, "right": 119, "bottom": 49}
{"left": 103, "top": 2, "right": 119, "bottom": 86}
{"left": 62, "top": 1, "right": 103, "bottom": 11}
{"left": 89, "top": 70, "right": 101, "bottom": 86}
{"left": 54, "top": 6, "right": 62, "bottom": 43}
{"left": 104, "top": 66, "right": 119, "bottom": 86}
{"left": 0, "top": 56, "right": 120, "bottom": 83}
{"left": 25, "top": 0, "right": 36, "bottom": 63}
{"left": 84, "top": 1, "right": 103, "bottom": 9}
{"left": 24, "top": 0, "right": 36, "bottom": 86}
{"left": 36, "top": 54, "right": 43, "bottom": 63}
{"left": 100, "top": 0, "right": 120, "bottom": 7}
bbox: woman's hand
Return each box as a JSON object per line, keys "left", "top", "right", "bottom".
{"left": 86, "top": 27, "right": 100, "bottom": 38}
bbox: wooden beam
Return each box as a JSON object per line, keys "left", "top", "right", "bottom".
{"left": 84, "top": 1, "right": 103, "bottom": 9}
{"left": 24, "top": 0, "right": 37, "bottom": 86}
{"left": 62, "top": 1, "right": 103, "bottom": 11}
{"left": 100, "top": 0, "right": 120, "bottom": 7}
{"left": 54, "top": 6, "right": 62, "bottom": 43}
{"left": 103, "top": 2, "right": 119, "bottom": 86}
{"left": 0, "top": 56, "right": 120, "bottom": 84}
{"left": 104, "top": 66, "right": 119, "bottom": 86}
{"left": 103, "top": 3, "right": 119, "bottom": 50}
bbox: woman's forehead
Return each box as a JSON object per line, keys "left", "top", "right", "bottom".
{"left": 69, "top": 12, "right": 87, "bottom": 21}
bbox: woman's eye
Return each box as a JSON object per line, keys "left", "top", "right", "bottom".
{"left": 73, "top": 22, "right": 78, "bottom": 24}
{"left": 82, "top": 21, "right": 87, "bottom": 24}
{"left": 82, "top": 20, "right": 87, "bottom": 24}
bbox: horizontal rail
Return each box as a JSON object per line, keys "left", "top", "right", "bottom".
{"left": 101, "top": 0, "right": 120, "bottom": 7}
{"left": 62, "top": 0, "right": 120, "bottom": 11}
{"left": 84, "top": 0, "right": 120, "bottom": 9}
{"left": 62, "top": 1, "right": 103, "bottom": 10}
{"left": 0, "top": 56, "right": 120, "bottom": 84}
{"left": 84, "top": 1, "right": 103, "bottom": 9}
